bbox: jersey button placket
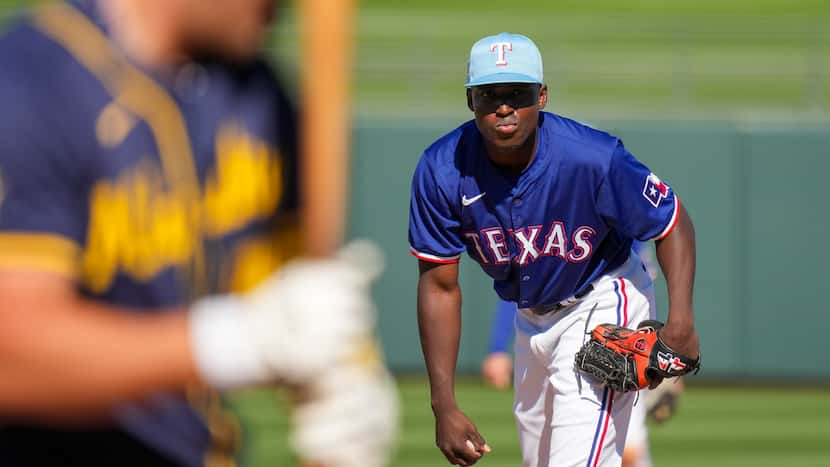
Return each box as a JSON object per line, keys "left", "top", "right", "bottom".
{"left": 512, "top": 197, "right": 522, "bottom": 225}
{"left": 511, "top": 192, "right": 527, "bottom": 307}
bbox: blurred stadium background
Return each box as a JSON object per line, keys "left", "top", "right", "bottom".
{"left": 2, "top": 0, "right": 829, "bottom": 466}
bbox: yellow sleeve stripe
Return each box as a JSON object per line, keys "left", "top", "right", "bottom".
{"left": 0, "top": 233, "right": 81, "bottom": 279}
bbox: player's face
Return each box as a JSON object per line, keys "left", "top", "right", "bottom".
{"left": 180, "top": 0, "right": 278, "bottom": 61}
{"left": 468, "top": 83, "right": 547, "bottom": 152}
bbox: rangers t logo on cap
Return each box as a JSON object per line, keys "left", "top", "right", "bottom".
{"left": 465, "top": 32, "right": 543, "bottom": 88}
{"left": 490, "top": 41, "right": 513, "bottom": 66}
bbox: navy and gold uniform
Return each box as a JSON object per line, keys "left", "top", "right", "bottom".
{"left": 0, "top": 1, "right": 298, "bottom": 466}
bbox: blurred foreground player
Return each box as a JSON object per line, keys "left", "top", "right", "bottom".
{"left": 0, "top": 1, "right": 396, "bottom": 467}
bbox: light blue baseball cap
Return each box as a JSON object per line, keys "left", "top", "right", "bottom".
{"left": 465, "top": 32, "right": 543, "bottom": 88}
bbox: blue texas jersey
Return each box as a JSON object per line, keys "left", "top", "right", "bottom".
{"left": 409, "top": 112, "right": 679, "bottom": 309}
{"left": 0, "top": 1, "right": 297, "bottom": 466}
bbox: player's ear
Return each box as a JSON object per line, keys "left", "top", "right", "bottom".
{"left": 466, "top": 89, "right": 474, "bottom": 112}
{"left": 538, "top": 85, "right": 548, "bottom": 110}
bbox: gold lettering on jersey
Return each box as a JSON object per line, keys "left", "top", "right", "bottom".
{"left": 202, "top": 126, "right": 283, "bottom": 236}
{"left": 82, "top": 127, "right": 285, "bottom": 293}
{"left": 82, "top": 161, "right": 193, "bottom": 292}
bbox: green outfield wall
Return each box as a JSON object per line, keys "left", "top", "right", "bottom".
{"left": 347, "top": 119, "right": 830, "bottom": 380}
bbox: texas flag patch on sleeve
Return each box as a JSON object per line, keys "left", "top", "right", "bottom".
{"left": 642, "top": 172, "right": 669, "bottom": 207}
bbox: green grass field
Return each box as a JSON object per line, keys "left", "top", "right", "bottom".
{"left": 3, "top": 0, "right": 829, "bottom": 121}
{"left": 228, "top": 377, "right": 830, "bottom": 467}
{"left": 268, "top": 0, "right": 830, "bottom": 121}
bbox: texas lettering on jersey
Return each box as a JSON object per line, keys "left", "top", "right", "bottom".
{"left": 465, "top": 222, "right": 595, "bottom": 266}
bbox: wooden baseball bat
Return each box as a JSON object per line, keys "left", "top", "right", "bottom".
{"left": 299, "top": 0, "right": 356, "bottom": 257}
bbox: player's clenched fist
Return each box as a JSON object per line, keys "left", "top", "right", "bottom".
{"left": 434, "top": 408, "right": 491, "bottom": 466}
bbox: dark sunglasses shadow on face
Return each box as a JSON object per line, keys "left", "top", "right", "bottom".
{"left": 470, "top": 84, "right": 541, "bottom": 114}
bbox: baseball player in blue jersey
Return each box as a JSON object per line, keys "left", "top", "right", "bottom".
{"left": 0, "top": 1, "right": 396, "bottom": 467}
{"left": 409, "top": 32, "right": 699, "bottom": 466}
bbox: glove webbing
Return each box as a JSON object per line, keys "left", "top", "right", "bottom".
{"left": 574, "top": 340, "right": 640, "bottom": 392}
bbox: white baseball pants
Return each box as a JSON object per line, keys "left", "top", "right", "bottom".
{"left": 513, "top": 253, "right": 656, "bottom": 467}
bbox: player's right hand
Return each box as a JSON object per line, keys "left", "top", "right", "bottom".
{"left": 434, "top": 407, "right": 491, "bottom": 466}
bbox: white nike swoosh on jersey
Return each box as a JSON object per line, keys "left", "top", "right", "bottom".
{"left": 461, "top": 192, "right": 486, "bottom": 206}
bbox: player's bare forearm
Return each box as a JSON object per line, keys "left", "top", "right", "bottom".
{"left": 418, "top": 261, "right": 491, "bottom": 465}
{"left": 0, "top": 271, "right": 199, "bottom": 420}
{"left": 654, "top": 203, "right": 699, "bottom": 357}
{"left": 417, "top": 260, "right": 462, "bottom": 413}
